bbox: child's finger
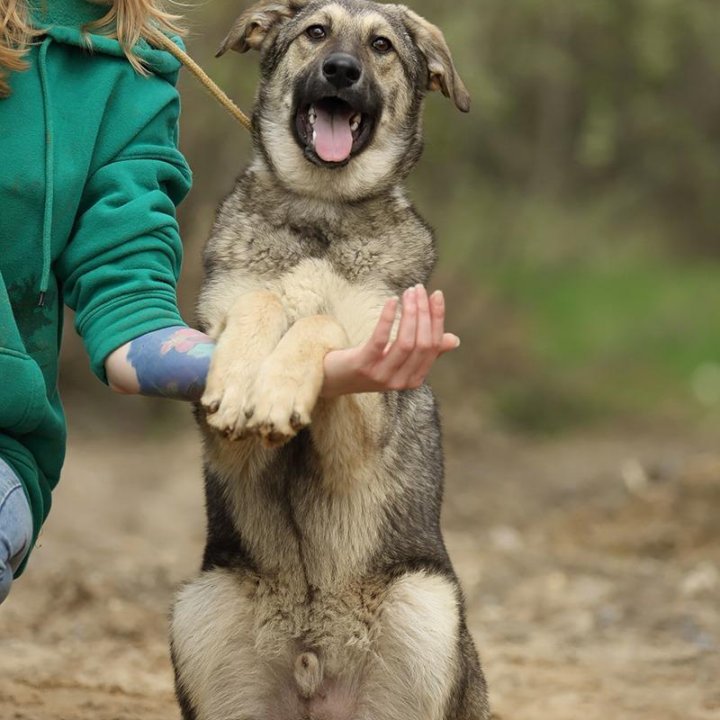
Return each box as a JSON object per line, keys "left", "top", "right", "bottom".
{"left": 430, "top": 290, "right": 446, "bottom": 349}
{"left": 438, "top": 333, "right": 461, "bottom": 355}
{"left": 383, "top": 287, "right": 418, "bottom": 370}
{"left": 401, "top": 285, "right": 434, "bottom": 382}
{"left": 415, "top": 284, "right": 432, "bottom": 349}
{"left": 364, "top": 296, "right": 398, "bottom": 360}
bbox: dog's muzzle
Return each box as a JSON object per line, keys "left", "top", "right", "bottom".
{"left": 293, "top": 56, "right": 380, "bottom": 168}
{"left": 322, "top": 53, "right": 362, "bottom": 90}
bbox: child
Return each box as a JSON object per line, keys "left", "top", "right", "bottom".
{"left": 0, "top": 0, "right": 458, "bottom": 604}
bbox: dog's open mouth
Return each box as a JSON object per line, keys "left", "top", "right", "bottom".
{"left": 295, "top": 97, "right": 375, "bottom": 167}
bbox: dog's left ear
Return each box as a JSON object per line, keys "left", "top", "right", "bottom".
{"left": 216, "top": 0, "right": 309, "bottom": 56}
{"left": 402, "top": 8, "right": 470, "bottom": 113}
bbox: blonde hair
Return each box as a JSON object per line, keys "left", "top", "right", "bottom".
{"left": 0, "top": 0, "right": 184, "bottom": 98}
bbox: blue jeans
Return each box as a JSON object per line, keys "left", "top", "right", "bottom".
{"left": 0, "top": 457, "right": 33, "bottom": 604}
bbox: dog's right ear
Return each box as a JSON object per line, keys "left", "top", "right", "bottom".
{"left": 216, "top": 0, "right": 309, "bottom": 56}
{"left": 401, "top": 7, "right": 470, "bottom": 113}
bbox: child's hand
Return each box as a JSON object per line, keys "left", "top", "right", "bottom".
{"left": 106, "top": 286, "right": 458, "bottom": 402}
{"left": 321, "top": 285, "right": 460, "bottom": 398}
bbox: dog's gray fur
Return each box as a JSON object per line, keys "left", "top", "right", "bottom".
{"left": 170, "top": 1, "right": 489, "bottom": 718}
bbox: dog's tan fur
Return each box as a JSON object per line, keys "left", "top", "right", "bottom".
{"left": 170, "top": 2, "right": 488, "bottom": 718}
{"left": 173, "top": 568, "right": 462, "bottom": 719}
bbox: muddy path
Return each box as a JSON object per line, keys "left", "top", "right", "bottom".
{"left": 1, "top": 406, "right": 718, "bottom": 720}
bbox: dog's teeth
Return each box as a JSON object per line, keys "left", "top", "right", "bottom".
{"left": 308, "top": 105, "right": 317, "bottom": 125}
{"left": 350, "top": 120, "right": 360, "bottom": 132}
{"left": 312, "top": 128, "right": 317, "bottom": 146}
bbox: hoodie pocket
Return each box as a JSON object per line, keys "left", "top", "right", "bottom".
{"left": 0, "top": 274, "right": 48, "bottom": 435}
{"left": 0, "top": 348, "right": 47, "bottom": 434}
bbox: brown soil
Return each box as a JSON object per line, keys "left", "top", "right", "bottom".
{"left": 1, "top": 405, "right": 718, "bottom": 720}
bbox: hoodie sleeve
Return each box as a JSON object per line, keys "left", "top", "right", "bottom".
{"left": 56, "top": 67, "right": 192, "bottom": 383}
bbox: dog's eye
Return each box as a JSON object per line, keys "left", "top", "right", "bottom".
{"left": 371, "top": 36, "right": 393, "bottom": 54}
{"left": 306, "top": 24, "right": 327, "bottom": 41}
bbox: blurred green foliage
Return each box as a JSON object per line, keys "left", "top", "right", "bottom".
{"left": 171, "top": 0, "right": 720, "bottom": 434}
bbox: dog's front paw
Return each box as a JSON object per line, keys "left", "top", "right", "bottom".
{"left": 244, "top": 362, "right": 319, "bottom": 448}
{"left": 203, "top": 391, "right": 256, "bottom": 441}
{"left": 201, "top": 362, "right": 255, "bottom": 441}
{"left": 248, "top": 402, "right": 310, "bottom": 448}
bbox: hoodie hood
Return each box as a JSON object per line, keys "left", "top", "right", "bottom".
{"left": 30, "top": 0, "right": 182, "bottom": 76}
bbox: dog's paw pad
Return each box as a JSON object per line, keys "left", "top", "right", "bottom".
{"left": 206, "top": 412, "right": 234, "bottom": 435}
{"left": 200, "top": 393, "right": 222, "bottom": 414}
{"left": 252, "top": 421, "right": 291, "bottom": 448}
{"left": 204, "top": 398, "right": 254, "bottom": 442}
{"left": 264, "top": 430, "right": 291, "bottom": 448}
{"left": 289, "top": 409, "right": 311, "bottom": 432}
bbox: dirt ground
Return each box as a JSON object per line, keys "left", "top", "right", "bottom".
{"left": 1, "top": 401, "right": 718, "bottom": 720}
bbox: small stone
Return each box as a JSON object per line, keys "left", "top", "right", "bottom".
{"left": 681, "top": 561, "right": 719, "bottom": 597}
{"left": 621, "top": 458, "right": 650, "bottom": 495}
{"left": 488, "top": 525, "right": 524, "bottom": 552}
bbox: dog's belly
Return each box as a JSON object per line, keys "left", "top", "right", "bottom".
{"left": 252, "top": 574, "right": 385, "bottom": 671}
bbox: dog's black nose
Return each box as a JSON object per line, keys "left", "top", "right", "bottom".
{"left": 322, "top": 53, "right": 362, "bottom": 89}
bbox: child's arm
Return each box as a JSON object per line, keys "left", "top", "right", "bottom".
{"left": 56, "top": 66, "right": 192, "bottom": 390}
{"left": 105, "top": 326, "right": 212, "bottom": 400}
{"left": 105, "top": 286, "right": 459, "bottom": 400}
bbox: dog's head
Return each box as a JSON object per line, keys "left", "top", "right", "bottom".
{"left": 218, "top": 0, "right": 470, "bottom": 200}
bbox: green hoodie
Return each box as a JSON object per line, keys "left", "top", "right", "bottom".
{"left": 0, "top": 0, "right": 192, "bottom": 573}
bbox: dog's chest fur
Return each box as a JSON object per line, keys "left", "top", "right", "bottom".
{"left": 201, "top": 167, "right": 436, "bottom": 305}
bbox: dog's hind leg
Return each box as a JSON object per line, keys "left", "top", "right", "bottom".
{"left": 171, "top": 641, "right": 199, "bottom": 720}
{"left": 357, "top": 571, "right": 490, "bottom": 720}
{"left": 170, "top": 570, "right": 276, "bottom": 720}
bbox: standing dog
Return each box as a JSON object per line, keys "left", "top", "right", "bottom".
{"left": 170, "top": 1, "right": 489, "bottom": 718}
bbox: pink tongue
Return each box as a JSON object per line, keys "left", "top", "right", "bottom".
{"left": 313, "top": 105, "right": 354, "bottom": 163}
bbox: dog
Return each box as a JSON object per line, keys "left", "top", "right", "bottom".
{"left": 170, "top": 1, "right": 490, "bottom": 718}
